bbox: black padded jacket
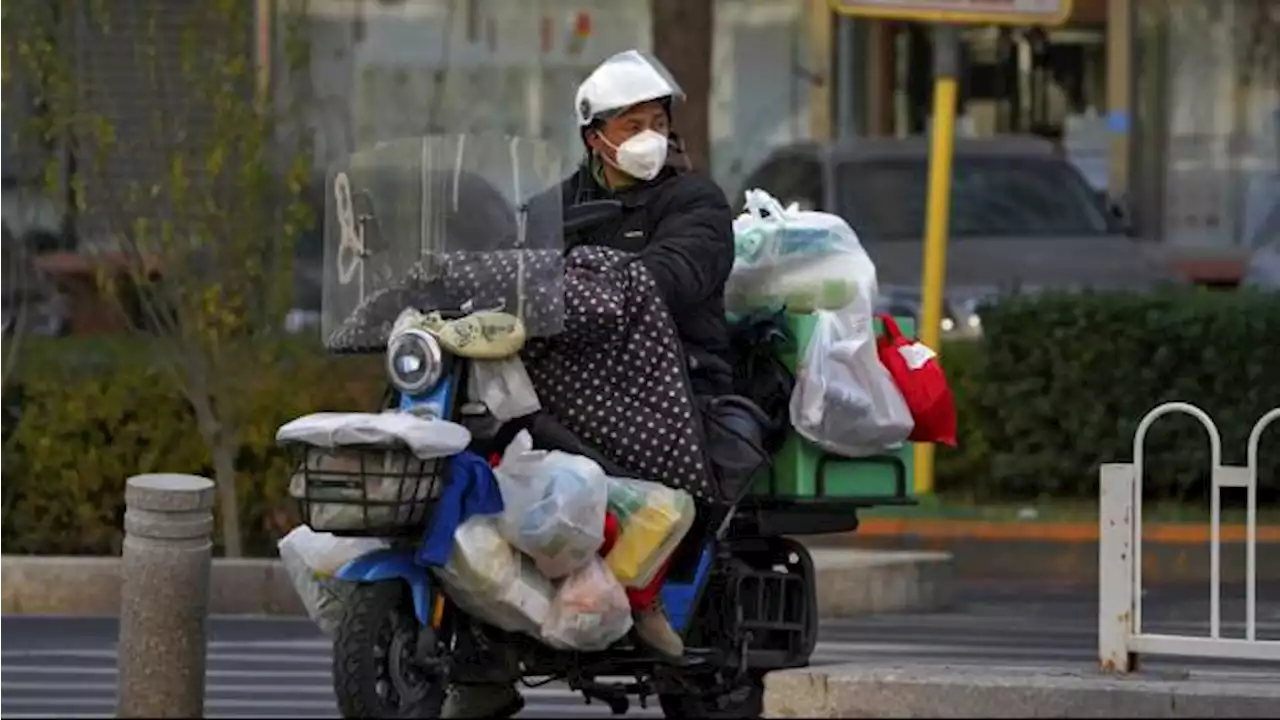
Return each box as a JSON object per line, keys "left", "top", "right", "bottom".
{"left": 558, "top": 159, "right": 736, "bottom": 396}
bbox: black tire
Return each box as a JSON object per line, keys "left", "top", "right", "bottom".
{"left": 659, "top": 671, "right": 766, "bottom": 719}
{"left": 332, "top": 582, "right": 448, "bottom": 719}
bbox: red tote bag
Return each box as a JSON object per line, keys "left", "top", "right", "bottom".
{"left": 875, "top": 315, "right": 958, "bottom": 446}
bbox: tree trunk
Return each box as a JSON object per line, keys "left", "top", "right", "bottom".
{"left": 652, "top": 0, "right": 714, "bottom": 172}
{"left": 190, "top": 393, "right": 244, "bottom": 557}
{"left": 212, "top": 440, "right": 244, "bottom": 558}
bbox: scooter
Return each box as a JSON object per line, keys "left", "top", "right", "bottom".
{"left": 293, "top": 132, "right": 915, "bottom": 718}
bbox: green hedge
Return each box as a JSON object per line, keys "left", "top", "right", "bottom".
{"left": 936, "top": 287, "right": 1280, "bottom": 503}
{"left": 933, "top": 337, "right": 991, "bottom": 491}
{"left": 1, "top": 338, "right": 384, "bottom": 556}
{"left": 4, "top": 288, "right": 1277, "bottom": 556}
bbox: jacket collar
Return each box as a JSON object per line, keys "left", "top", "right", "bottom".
{"left": 579, "top": 155, "right": 680, "bottom": 209}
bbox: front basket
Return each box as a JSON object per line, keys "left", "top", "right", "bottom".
{"left": 288, "top": 443, "right": 446, "bottom": 537}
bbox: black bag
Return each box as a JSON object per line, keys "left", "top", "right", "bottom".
{"left": 728, "top": 307, "right": 796, "bottom": 454}
{"left": 699, "top": 394, "right": 772, "bottom": 503}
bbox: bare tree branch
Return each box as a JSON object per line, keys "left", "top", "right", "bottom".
{"left": 8, "top": 0, "right": 315, "bottom": 556}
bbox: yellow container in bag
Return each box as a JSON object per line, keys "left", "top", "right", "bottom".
{"left": 604, "top": 478, "right": 696, "bottom": 588}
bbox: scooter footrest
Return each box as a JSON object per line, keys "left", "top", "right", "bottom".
{"left": 680, "top": 647, "right": 722, "bottom": 667}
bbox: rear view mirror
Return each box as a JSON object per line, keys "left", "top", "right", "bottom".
{"left": 564, "top": 200, "right": 623, "bottom": 235}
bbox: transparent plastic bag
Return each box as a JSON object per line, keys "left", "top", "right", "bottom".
{"left": 278, "top": 526, "right": 368, "bottom": 636}
{"left": 727, "top": 188, "right": 878, "bottom": 316}
{"left": 789, "top": 310, "right": 914, "bottom": 457}
{"left": 603, "top": 477, "right": 696, "bottom": 588}
{"left": 432, "top": 515, "right": 555, "bottom": 637}
{"left": 278, "top": 525, "right": 389, "bottom": 576}
{"left": 494, "top": 430, "right": 608, "bottom": 579}
{"left": 541, "top": 557, "right": 634, "bottom": 652}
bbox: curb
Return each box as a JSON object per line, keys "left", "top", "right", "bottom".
{"left": 762, "top": 663, "right": 1280, "bottom": 718}
{"left": 1, "top": 556, "right": 306, "bottom": 617}
{"left": 853, "top": 517, "right": 1280, "bottom": 544}
{"left": 812, "top": 549, "right": 954, "bottom": 617}
{"left": 809, "top": 522, "right": 1280, "bottom": 586}
{"left": 1, "top": 549, "right": 954, "bottom": 618}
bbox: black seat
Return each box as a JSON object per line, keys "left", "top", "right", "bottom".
{"left": 524, "top": 411, "right": 633, "bottom": 478}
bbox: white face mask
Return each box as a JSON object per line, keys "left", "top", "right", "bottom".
{"left": 600, "top": 129, "right": 669, "bottom": 181}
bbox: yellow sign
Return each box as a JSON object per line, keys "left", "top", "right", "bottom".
{"left": 828, "top": 0, "right": 1073, "bottom": 26}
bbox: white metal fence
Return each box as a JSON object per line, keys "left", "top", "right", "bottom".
{"left": 1098, "top": 402, "right": 1280, "bottom": 673}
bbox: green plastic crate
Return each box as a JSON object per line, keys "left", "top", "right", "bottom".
{"left": 748, "top": 313, "right": 917, "bottom": 502}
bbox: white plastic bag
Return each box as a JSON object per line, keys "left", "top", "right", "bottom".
{"left": 278, "top": 525, "right": 388, "bottom": 576}
{"left": 541, "top": 557, "right": 634, "bottom": 652}
{"left": 789, "top": 310, "right": 914, "bottom": 458}
{"left": 469, "top": 357, "right": 542, "bottom": 421}
{"left": 432, "top": 515, "right": 556, "bottom": 637}
{"left": 276, "top": 412, "right": 471, "bottom": 459}
{"left": 494, "top": 430, "right": 608, "bottom": 579}
{"left": 727, "top": 189, "right": 878, "bottom": 316}
{"left": 278, "top": 526, "right": 373, "bottom": 636}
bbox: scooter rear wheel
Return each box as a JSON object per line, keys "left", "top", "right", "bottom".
{"left": 333, "top": 582, "right": 447, "bottom": 719}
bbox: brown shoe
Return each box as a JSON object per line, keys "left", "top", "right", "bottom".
{"left": 634, "top": 600, "right": 684, "bottom": 659}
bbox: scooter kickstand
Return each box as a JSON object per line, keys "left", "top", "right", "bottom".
{"left": 580, "top": 685, "right": 630, "bottom": 716}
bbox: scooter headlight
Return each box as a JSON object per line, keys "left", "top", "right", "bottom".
{"left": 386, "top": 328, "right": 444, "bottom": 396}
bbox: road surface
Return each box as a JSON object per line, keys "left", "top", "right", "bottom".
{"left": 3, "top": 583, "right": 1277, "bottom": 718}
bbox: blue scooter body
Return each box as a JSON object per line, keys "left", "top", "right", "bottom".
{"left": 334, "top": 548, "right": 437, "bottom": 626}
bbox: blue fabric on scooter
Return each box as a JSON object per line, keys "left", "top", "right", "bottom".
{"left": 417, "top": 451, "right": 505, "bottom": 567}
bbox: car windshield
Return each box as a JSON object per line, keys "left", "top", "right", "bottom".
{"left": 835, "top": 156, "right": 1110, "bottom": 239}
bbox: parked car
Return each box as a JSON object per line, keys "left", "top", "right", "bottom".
{"left": 2, "top": 181, "right": 71, "bottom": 339}
{"left": 1239, "top": 199, "right": 1280, "bottom": 286}
{"left": 736, "top": 135, "right": 1180, "bottom": 336}
{"left": 1, "top": 235, "right": 70, "bottom": 339}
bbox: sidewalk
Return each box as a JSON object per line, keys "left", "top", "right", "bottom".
{"left": 0, "top": 548, "right": 954, "bottom": 618}
{"left": 764, "top": 662, "right": 1280, "bottom": 718}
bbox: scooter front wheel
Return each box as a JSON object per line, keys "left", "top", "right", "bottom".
{"left": 332, "top": 582, "right": 448, "bottom": 719}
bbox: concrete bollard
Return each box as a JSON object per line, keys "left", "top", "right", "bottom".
{"left": 117, "top": 474, "right": 216, "bottom": 719}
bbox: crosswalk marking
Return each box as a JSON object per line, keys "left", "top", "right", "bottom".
{"left": 2, "top": 649, "right": 333, "bottom": 665}
{"left": 3, "top": 682, "right": 338, "bottom": 695}
{"left": 6, "top": 605, "right": 1277, "bottom": 719}
{"left": 0, "top": 643, "right": 1061, "bottom": 720}
{"left": 4, "top": 666, "right": 334, "bottom": 680}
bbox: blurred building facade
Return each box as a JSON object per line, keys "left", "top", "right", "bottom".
{"left": 822, "top": 0, "right": 1279, "bottom": 282}
{"left": 1129, "top": 0, "right": 1279, "bottom": 279}
{"left": 7, "top": 0, "right": 1275, "bottom": 285}
{"left": 277, "top": 0, "right": 822, "bottom": 201}
{"left": 179, "top": 0, "right": 1280, "bottom": 280}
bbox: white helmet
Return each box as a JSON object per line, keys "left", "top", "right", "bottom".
{"left": 574, "top": 50, "right": 685, "bottom": 128}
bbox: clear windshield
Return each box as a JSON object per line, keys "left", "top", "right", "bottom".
{"left": 322, "top": 133, "right": 565, "bottom": 351}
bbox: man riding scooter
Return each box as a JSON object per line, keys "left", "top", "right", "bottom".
{"left": 443, "top": 48, "right": 738, "bottom": 719}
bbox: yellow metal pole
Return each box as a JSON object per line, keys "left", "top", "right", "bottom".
{"left": 913, "top": 24, "right": 960, "bottom": 496}
{"left": 1105, "top": 0, "right": 1132, "bottom": 202}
